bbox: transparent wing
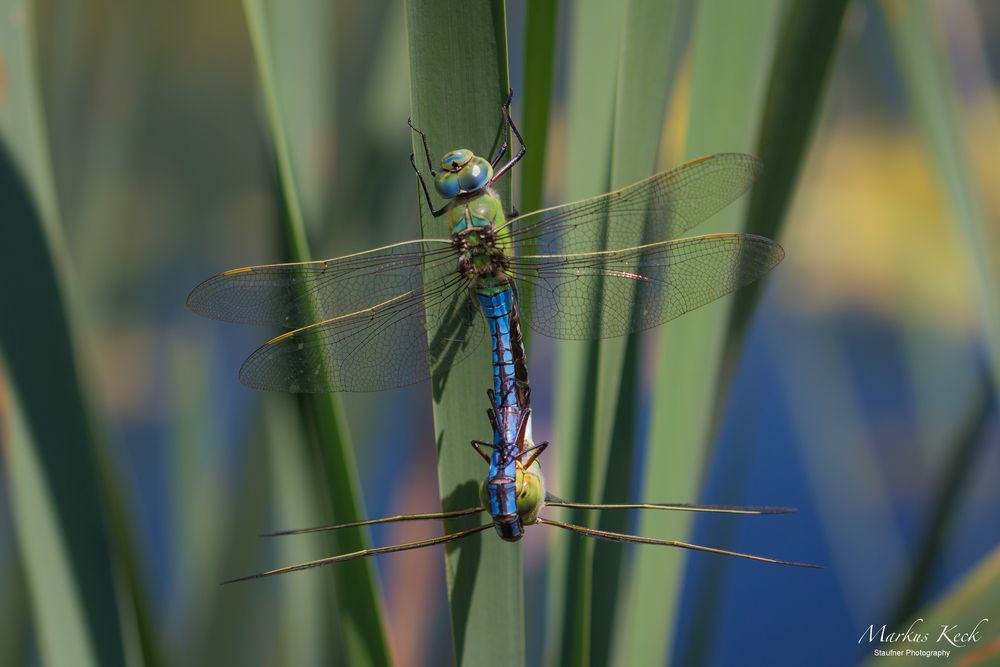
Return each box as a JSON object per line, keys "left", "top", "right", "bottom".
{"left": 503, "top": 153, "right": 761, "bottom": 256}
{"left": 238, "top": 275, "right": 486, "bottom": 392}
{"left": 508, "top": 234, "right": 783, "bottom": 340}
{"left": 187, "top": 239, "right": 456, "bottom": 329}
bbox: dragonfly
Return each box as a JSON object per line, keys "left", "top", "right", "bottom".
{"left": 224, "top": 387, "right": 816, "bottom": 583}
{"left": 186, "top": 91, "right": 784, "bottom": 399}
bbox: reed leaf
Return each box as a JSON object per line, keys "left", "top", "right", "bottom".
{"left": 516, "top": 0, "right": 558, "bottom": 340}
{"left": 617, "top": 2, "right": 782, "bottom": 665}
{"left": 724, "top": 0, "right": 850, "bottom": 371}
{"left": 266, "top": 399, "right": 328, "bottom": 666}
{"left": 546, "top": 3, "right": 625, "bottom": 667}
{"left": 0, "top": 355, "right": 97, "bottom": 667}
{"left": 405, "top": 2, "right": 521, "bottom": 665}
{"left": 242, "top": 3, "right": 392, "bottom": 664}
{"left": 0, "top": 4, "right": 158, "bottom": 663}
{"left": 589, "top": 3, "right": 688, "bottom": 666}
{"left": 889, "top": 369, "right": 994, "bottom": 631}
{"left": 680, "top": 1, "right": 850, "bottom": 659}
{"left": 518, "top": 0, "right": 557, "bottom": 218}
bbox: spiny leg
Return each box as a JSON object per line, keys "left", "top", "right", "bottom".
{"left": 518, "top": 440, "right": 549, "bottom": 469}
{"left": 536, "top": 518, "right": 818, "bottom": 568}
{"left": 226, "top": 523, "right": 493, "bottom": 583}
{"left": 490, "top": 90, "right": 526, "bottom": 184}
{"left": 491, "top": 88, "right": 515, "bottom": 168}
{"left": 408, "top": 118, "right": 448, "bottom": 216}
{"left": 408, "top": 117, "right": 436, "bottom": 173}
{"left": 470, "top": 439, "right": 494, "bottom": 463}
{"left": 261, "top": 506, "right": 485, "bottom": 537}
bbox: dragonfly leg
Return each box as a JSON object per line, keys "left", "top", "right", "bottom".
{"left": 470, "top": 439, "right": 495, "bottom": 463}
{"left": 409, "top": 153, "right": 448, "bottom": 216}
{"left": 490, "top": 92, "right": 526, "bottom": 185}
{"left": 491, "top": 88, "right": 515, "bottom": 168}
{"left": 518, "top": 440, "right": 549, "bottom": 469}
{"left": 408, "top": 119, "right": 448, "bottom": 217}
{"left": 408, "top": 117, "right": 437, "bottom": 174}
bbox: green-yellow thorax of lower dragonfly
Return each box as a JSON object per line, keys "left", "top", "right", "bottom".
{"left": 479, "top": 453, "right": 545, "bottom": 531}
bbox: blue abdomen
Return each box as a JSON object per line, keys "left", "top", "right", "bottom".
{"left": 477, "top": 287, "right": 527, "bottom": 448}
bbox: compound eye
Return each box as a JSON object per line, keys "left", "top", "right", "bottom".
{"left": 458, "top": 157, "right": 493, "bottom": 193}
{"left": 440, "top": 149, "right": 474, "bottom": 172}
{"left": 434, "top": 171, "right": 461, "bottom": 198}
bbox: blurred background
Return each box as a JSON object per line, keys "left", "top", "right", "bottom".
{"left": 1, "top": 0, "right": 999, "bottom": 666}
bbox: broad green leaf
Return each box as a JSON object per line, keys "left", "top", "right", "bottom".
{"left": 405, "top": 2, "right": 521, "bottom": 666}
{"left": 242, "top": 2, "right": 392, "bottom": 665}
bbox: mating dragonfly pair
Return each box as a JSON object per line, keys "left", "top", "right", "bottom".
{"left": 188, "top": 93, "right": 815, "bottom": 581}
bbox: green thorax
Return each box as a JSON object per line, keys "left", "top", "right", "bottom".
{"left": 449, "top": 191, "right": 513, "bottom": 296}
{"left": 447, "top": 190, "right": 507, "bottom": 237}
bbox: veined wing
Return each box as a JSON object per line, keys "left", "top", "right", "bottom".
{"left": 507, "top": 234, "right": 783, "bottom": 340}
{"left": 503, "top": 154, "right": 761, "bottom": 256}
{"left": 187, "top": 239, "right": 456, "bottom": 329}
{"left": 238, "top": 275, "right": 485, "bottom": 392}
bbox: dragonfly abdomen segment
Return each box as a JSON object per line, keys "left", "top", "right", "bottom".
{"left": 476, "top": 286, "right": 529, "bottom": 427}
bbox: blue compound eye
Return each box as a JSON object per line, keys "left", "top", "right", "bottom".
{"left": 458, "top": 157, "right": 493, "bottom": 192}
{"left": 440, "top": 149, "right": 473, "bottom": 173}
{"left": 434, "top": 171, "right": 461, "bottom": 198}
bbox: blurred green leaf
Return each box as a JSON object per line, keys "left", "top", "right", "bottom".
{"left": 192, "top": 413, "right": 279, "bottom": 667}
{"left": 405, "top": 2, "right": 520, "bottom": 665}
{"left": 777, "top": 325, "right": 905, "bottom": 623}
{"left": 1, "top": 354, "right": 97, "bottom": 667}
{"left": 883, "top": 0, "right": 1000, "bottom": 394}
{"left": 889, "top": 369, "right": 994, "bottom": 631}
{"left": 725, "top": 0, "right": 850, "bottom": 368}
{"left": 0, "top": 542, "right": 29, "bottom": 665}
{"left": 266, "top": 399, "right": 328, "bottom": 667}
{"left": 516, "top": 0, "right": 557, "bottom": 346}
{"left": 682, "top": 0, "right": 850, "bottom": 658}
{"left": 0, "top": 3, "right": 157, "bottom": 662}
{"left": 242, "top": 2, "right": 392, "bottom": 665}
{"left": 617, "top": 2, "right": 782, "bottom": 665}
{"left": 587, "top": 3, "right": 688, "bottom": 667}
{"left": 546, "top": 3, "right": 625, "bottom": 667}
{"left": 518, "top": 0, "right": 556, "bottom": 219}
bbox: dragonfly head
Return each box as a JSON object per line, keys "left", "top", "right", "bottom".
{"left": 515, "top": 456, "right": 545, "bottom": 526}
{"left": 434, "top": 149, "right": 493, "bottom": 198}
